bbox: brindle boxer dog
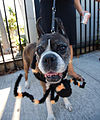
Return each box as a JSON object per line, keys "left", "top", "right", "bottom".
{"left": 23, "top": 18, "right": 72, "bottom": 120}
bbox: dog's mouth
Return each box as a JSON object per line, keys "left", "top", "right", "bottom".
{"left": 44, "top": 72, "right": 62, "bottom": 84}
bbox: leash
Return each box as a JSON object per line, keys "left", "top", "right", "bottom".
{"left": 51, "top": 0, "right": 56, "bottom": 33}
{"left": 51, "top": 0, "right": 67, "bottom": 38}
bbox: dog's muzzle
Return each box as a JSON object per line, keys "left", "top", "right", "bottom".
{"left": 38, "top": 50, "right": 67, "bottom": 84}
{"left": 41, "top": 53, "right": 62, "bottom": 83}
{"left": 43, "top": 53, "right": 57, "bottom": 71}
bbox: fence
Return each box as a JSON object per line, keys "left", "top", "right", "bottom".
{"left": 0, "top": 0, "right": 100, "bottom": 73}
{"left": 75, "top": 0, "right": 100, "bottom": 55}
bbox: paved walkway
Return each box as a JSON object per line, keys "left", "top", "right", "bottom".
{"left": 0, "top": 51, "right": 100, "bottom": 120}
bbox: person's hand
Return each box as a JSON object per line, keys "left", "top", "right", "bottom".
{"left": 80, "top": 11, "right": 90, "bottom": 16}
{"left": 80, "top": 11, "right": 91, "bottom": 24}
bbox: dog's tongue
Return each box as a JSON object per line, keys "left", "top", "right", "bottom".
{"left": 45, "top": 72, "right": 62, "bottom": 83}
{"left": 45, "top": 72, "right": 62, "bottom": 78}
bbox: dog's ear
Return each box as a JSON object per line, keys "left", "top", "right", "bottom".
{"left": 55, "top": 18, "right": 68, "bottom": 38}
{"left": 36, "top": 17, "right": 45, "bottom": 38}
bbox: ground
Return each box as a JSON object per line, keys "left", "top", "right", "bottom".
{"left": 0, "top": 51, "right": 100, "bottom": 120}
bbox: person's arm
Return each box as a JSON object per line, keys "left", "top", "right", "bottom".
{"left": 74, "top": 0, "right": 83, "bottom": 16}
{"left": 74, "top": 0, "right": 91, "bottom": 24}
{"left": 95, "top": 0, "right": 100, "bottom": 2}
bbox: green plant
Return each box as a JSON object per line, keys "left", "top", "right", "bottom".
{"left": 16, "top": 36, "right": 27, "bottom": 46}
{"left": 7, "top": 7, "right": 17, "bottom": 39}
{"left": 4, "top": 7, "right": 25, "bottom": 40}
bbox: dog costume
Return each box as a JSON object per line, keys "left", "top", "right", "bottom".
{"left": 14, "top": 54, "right": 86, "bottom": 104}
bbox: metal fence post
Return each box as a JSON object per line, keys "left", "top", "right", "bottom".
{"left": 97, "top": 2, "right": 100, "bottom": 47}
{"left": 84, "top": 0, "right": 87, "bottom": 53}
{"left": 14, "top": 0, "right": 23, "bottom": 55}
{"left": 93, "top": 1, "right": 96, "bottom": 51}
{"left": 2, "top": 0, "right": 17, "bottom": 69}
{"left": 89, "top": 0, "right": 91, "bottom": 52}
{"left": 80, "top": 0, "right": 82, "bottom": 54}
{"left": 0, "top": 42, "right": 7, "bottom": 72}
{"left": 34, "top": 0, "right": 40, "bottom": 20}
{"left": 24, "top": 0, "right": 31, "bottom": 43}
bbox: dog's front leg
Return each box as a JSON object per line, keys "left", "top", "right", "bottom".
{"left": 63, "top": 97, "right": 72, "bottom": 112}
{"left": 46, "top": 83, "right": 55, "bottom": 120}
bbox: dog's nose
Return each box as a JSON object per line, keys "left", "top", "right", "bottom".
{"left": 43, "top": 54, "right": 57, "bottom": 65}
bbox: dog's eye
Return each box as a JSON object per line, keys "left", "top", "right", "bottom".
{"left": 57, "top": 45, "right": 67, "bottom": 51}
{"left": 37, "top": 46, "right": 44, "bottom": 55}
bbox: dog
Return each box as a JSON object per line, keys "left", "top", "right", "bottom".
{"left": 23, "top": 18, "right": 72, "bottom": 120}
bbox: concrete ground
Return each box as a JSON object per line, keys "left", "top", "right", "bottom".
{"left": 0, "top": 51, "right": 100, "bottom": 120}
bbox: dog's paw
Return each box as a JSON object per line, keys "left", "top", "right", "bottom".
{"left": 25, "top": 81, "right": 30, "bottom": 89}
{"left": 47, "top": 114, "right": 55, "bottom": 120}
{"left": 65, "top": 103, "right": 73, "bottom": 112}
{"left": 63, "top": 98, "right": 72, "bottom": 112}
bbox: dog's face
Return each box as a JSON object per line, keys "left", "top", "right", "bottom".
{"left": 36, "top": 32, "right": 70, "bottom": 84}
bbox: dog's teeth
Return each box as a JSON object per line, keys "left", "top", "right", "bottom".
{"left": 50, "top": 74, "right": 53, "bottom": 77}
{"left": 45, "top": 73, "right": 62, "bottom": 79}
{"left": 59, "top": 73, "right": 62, "bottom": 77}
{"left": 47, "top": 74, "right": 51, "bottom": 77}
{"left": 45, "top": 74, "right": 48, "bottom": 77}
